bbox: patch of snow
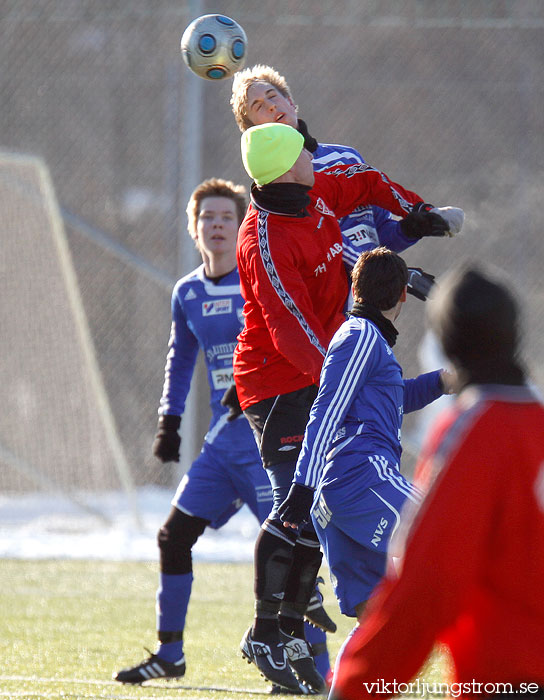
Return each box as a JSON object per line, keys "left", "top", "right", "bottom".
{"left": 0, "top": 486, "right": 260, "bottom": 562}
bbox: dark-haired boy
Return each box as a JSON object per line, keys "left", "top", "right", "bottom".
{"left": 279, "top": 247, "right": 449, "bottom": 620}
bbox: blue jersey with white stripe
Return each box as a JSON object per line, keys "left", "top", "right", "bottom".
{"left": 313, "top": 143, "right": 417, "bottom": 269}
{"left": 295, "top": 316, "right": 443, "bottom": 489}
{"left": 158, "top": 264, "right": 254, "bottom": 455}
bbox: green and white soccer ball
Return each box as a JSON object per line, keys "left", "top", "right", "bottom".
{"left": 180, "top": 14, "right": 247, "bottom": 80}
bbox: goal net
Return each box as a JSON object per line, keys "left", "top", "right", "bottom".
{"left": 0, "top": 152, "right": 139, "bottom": 522}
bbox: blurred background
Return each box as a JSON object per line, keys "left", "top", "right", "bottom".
{"left": 1, "top": 0, "right": 543, "bottom": 524}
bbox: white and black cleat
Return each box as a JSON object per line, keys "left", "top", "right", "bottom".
{"left": 113, "top": 649, "right": 186, "bottom": 684}
{"left": 270, "top": 682, "right": 316, "bottom": 695}
{"left": 280, "top": 631, "right": 326, "bottom": 694}
{"left": 240, "top": 626, "right": 306, "bottom": 693}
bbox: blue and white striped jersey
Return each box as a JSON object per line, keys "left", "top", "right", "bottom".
{"left": 158, "top": 264, "right": 254, "bottom": 455}
{"left": 313, "top": 143, "right": 417, "bottom": 269}
{"left": 294, "top": 316, "right": 443, "bottom": 490}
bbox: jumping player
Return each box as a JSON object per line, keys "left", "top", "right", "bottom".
{"left": 234, "top": 123, "right": 461, "bottom": 693}
{"left": 278, "top": 248, "right": 449, "bottom": 621}
{"left": 330, "top": 265, "right": 544, "bottom": 699}
{"left": 231, "top": 64, "right": 464, "bottom": 300}
{"left": 113, "top": 178, "right": 332, "bottom": 687}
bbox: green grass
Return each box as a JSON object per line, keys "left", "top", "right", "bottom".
{"left": 0, "top": 560, "right": 448, "bottom": 699}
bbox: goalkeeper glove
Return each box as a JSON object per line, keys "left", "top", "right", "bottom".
{"left": 152, "top": 414, "right": 181, "bottom": 463}
{"left": 278, "top": 483, "right": 315, "bottom": 527}
{"left": 220, "top": 384, "right": 243, "bottom": 422}
{"left": 407, "top": 267, "right": 436, "bottom": 301}
{"left": 429, "top": 206, "right": 465, "bottom": 235}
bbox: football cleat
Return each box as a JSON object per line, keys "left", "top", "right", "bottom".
{"left": 280, "top": 630, "right": 327, "bottom": 693}
{"left": 270, "top": 683, "right": 318, "bottom": 695}
{"left": 304, "top": 577, "right": 337, "bottom": 633}
{"left": 113, "top": 649, "right": 186, "bottom": 684}
{"left": 240, "top": 626, "right": 306, "bottom": 693}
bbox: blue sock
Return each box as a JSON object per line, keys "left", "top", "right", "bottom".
{"left": 304, "top": 621, "right": 330, "bottom": 677}
{"left": 155, "top": 572, "right": 193, "bottom": 662}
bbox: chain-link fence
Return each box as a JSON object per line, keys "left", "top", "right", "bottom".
{"left": 1, "top": 0, "right": 543, "bottom": 495}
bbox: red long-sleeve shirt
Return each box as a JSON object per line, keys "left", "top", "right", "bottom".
{"left": 333, "top": 385, "right": 544, "bottom": 699}
{"left": 234, "top": 163, "right": 423, "bottom": 409}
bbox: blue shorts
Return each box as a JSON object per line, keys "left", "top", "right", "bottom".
{"left": 311, "top": 455, "right": 422, "bottom": 616}
{"left": 171, "top": 441, "right": 273, "bottom": 528}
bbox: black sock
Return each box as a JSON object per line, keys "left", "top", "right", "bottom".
{"left": 283, "top": 532, "right": 323, "bottom": 611}
{"left": 278, "top": 613, "right": 305, "bottom": 639}
{"left": 252, "top": 520, "right": 297, "bottom": 642}
{"left": 253, "top": 617, "right": 279, "bottom": 641}
{"left": 254, "top": 520, "right": 296, "bottom": 602}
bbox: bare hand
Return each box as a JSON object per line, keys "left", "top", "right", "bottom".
{"left": 440, "top": 369, "right": 456, "bottom": 394}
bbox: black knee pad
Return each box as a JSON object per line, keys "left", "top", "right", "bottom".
{"left": 157, "top": 507, "right": 209, "bottom": 575}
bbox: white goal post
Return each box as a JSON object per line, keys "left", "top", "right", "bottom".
{"left": 0, "top": 151, "right": 141, "bottom": 527}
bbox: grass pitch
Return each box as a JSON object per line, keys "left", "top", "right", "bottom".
{"left": 0, "top": 560, "right": 448, "bottom": 699}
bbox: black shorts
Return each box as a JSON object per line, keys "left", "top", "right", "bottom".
{"left": 243, "top": 384, "right": 319, "bottom": 468}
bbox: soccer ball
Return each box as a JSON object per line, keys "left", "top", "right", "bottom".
{"left": 180, "top": 14, "right": 247, "bottom": 81}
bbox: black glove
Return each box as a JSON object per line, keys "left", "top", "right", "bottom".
{"left": 407, "top": 267, "right": 436, "bottom": 302}
{"left": 152, "top": 414, "right": 181, "bottom": 463}
{"left": 278, "top": 483, "right": 315, "bottom": 527}
{"left": 220, "top": 384, "right": 243, "bottom": 422}
{"left": 400, "top": 210, "right": 449, "bottom": 240}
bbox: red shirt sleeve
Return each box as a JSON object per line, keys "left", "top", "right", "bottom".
{"left": 314, "top": 163, "right": 424, "bottom": 219}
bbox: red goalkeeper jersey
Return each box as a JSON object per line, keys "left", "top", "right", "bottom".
{"left": 333, "top": 384, "right": 544, "bottom": 699}
{"left": 234, "top": 163, "right": 423, "bottom": 410}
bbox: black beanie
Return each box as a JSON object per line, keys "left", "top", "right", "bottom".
{"left": 428, "top": 265, "right": 525, "bottom": 387}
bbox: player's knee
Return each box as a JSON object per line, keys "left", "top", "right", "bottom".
{"left": 265, "top": 515, "right": 298, "bottom": 543}
{"left": 298, "top": 523, "right": 320, "bottom": 547}
{"left": 157, "top": 507, "right": 209, "bottom": 575}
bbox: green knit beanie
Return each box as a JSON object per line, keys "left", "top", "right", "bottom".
{"left": 241, "top": 123, "right": 304, "bottom": 185}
